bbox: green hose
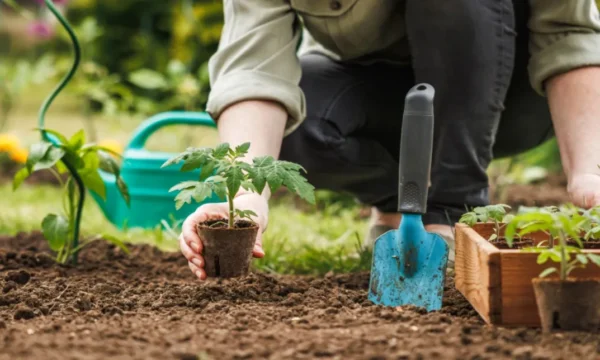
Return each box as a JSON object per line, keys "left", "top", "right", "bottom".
{"left": 41, "top": 0, "right": 84, "bottom": 264}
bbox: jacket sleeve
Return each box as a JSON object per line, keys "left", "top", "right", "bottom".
{"left": 206, "top": 0, "right": 305, "bottom": 135}
{"left": 528, "top": 0, "right": 600, "bottom": 95}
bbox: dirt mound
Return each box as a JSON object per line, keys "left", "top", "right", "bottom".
{"left": 1, "top": 232, "right": 599, "bottom": 360}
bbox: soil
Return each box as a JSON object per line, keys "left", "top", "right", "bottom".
{"left": 491, "top": 173, "right": 570, "bottom": 208}
{"left": 490, "top": 239, "right": 535, "bottom": 250}
{"left": 1, "top": 233, "right": 600, "bottom": 359}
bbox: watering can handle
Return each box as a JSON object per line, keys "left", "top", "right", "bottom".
{"left": 127, "top": 111, "right": 216, "bottom": 150}
{"left": 397, "top": 83, "right": 435, "bottom": 214}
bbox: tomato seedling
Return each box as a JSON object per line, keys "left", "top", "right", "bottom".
{"left": 459, "top": 204, "right": 512, "bottom": 242}
{"left": 13, "top": 129, "right": 130, "bottom": 264}
{"left": 505, "top": 204, "right": 600, "bottom": 280}
{"left": 163, "top": 142, "right": 316, "bottom": 228}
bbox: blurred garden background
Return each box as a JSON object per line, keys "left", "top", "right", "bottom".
{"left": 0, "top": 0, "right": 570, "bottom": 275}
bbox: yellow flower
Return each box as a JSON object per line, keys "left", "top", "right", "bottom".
{"left": 0, "top": 134, "right": 21, "bottom": 153}
{"left": 98, "top": 139, "right": 124, "bottom": 156}
{"left": 9, "top": 147, "right": 28, "bottom": 164}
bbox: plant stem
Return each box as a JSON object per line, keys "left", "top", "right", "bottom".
{"left": 559, "top": 230, "right": 567, "bottom": 281}
{"left": 227, "top": 190, "right": 234, "bottom": 229}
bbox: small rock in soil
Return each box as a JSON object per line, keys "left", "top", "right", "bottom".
{"left": 512, "top": 345, "right": 533, "bottom": 360}
{"left": 13, "top": 305, "right": 36, "bottom": 320}
{"left": 2, "top": 281, "right": 17, "bottom": 293}
{"left": 5, "top": 270, "right": 31, "bottom": 285}
{"left": 0, "top": 320, "right": 6, "bottom": 329}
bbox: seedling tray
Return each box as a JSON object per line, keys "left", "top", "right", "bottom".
{"left": 454, "top": 222, "right": 600, "bottom": 327}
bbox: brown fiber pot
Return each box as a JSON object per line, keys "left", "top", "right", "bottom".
{"left": 532, "top": 278, "right": 600, "bottom": 332}
{"left": 196, "top": 220, "right": 259, "bottom": 278}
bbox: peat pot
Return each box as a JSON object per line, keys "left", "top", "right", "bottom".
{"left": 196, "top": 220, "right": 259, "bottom": 278}
{"left": 532, "top": 278, "right": 600, "bottom": 333}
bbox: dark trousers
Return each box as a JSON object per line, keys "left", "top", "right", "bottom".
{"left": 280, "top": 0, "right": 554, "bottom": 225}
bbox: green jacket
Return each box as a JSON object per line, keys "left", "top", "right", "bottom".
{"left": 207, "top": 0, "right": 600, "bottom": 135}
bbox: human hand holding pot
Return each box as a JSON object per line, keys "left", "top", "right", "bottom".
{"left": 179, "top": 191, "right": 269, "bottom": 280}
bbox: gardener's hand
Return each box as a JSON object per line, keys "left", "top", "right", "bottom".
{"left": 179, "top": 191, "right": 269, "bottom": 280}
{"left": 568, "top": 173, "right": 600, "bottom": 208}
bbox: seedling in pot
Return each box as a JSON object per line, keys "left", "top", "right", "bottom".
{"left": 163, "top": 142, "right": 316, "bottom": 277}
{"left": 12, "top": 129, "right": 130, "bottom": 264}
{"left": 505, "top": 204, "right": 600, "bottom": 332}
{"left": 459, "top": 204, "right": 513, "bottom": 243}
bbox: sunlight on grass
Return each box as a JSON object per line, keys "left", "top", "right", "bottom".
{"left": 0, "top": 182, "right": 371, "bottom": 275}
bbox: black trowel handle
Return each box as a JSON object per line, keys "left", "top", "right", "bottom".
{"left": 397, "top": 83, "right": 435, "bottom": 214}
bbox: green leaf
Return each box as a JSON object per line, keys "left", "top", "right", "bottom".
{"left": 280, "top": 170, "right": 315, "bottom": 204}
{"left": 81, "top": 151, "right": 100, "bottom": 171}
{"left": 99, "top": 152, "right": 120, "bottom": 176}
{"left": 26, "top": 141, "right": 52, "bottom": 169}
{"left": 102, "top": 234, "right": 130, "bottom": 255}
{"left": 181, "top": 151, "right": 210, "bottom": 172}
{"left": 12, "top": 167, "right": 30, "bottom": 190}
{"left": 116, "top": 176, "right": 130, "bottom": 206}
{"left": 539, "top": 267, "right": 558, "bottom": 278}
{"left": 169, "top": 181, "right": 200, "bottom": 192}
{"left": 81, "top": 170, "right": 106, "bottom": 199}
{"left": 192, "top": 183, "right": 213, "bottom": 203}
{"left": 587, "top": 253, "right": 600, "bottom": 267}
{"left": 241, "top": 180, "right": 257, "bottom": 193}
{"left": 61, "top": 149, "right": 85, "bottom": 169}
{"left": 234, "top": 142, "right": 251, "bottom": 156}
{"left": 128, "top": 69, "right": 169, "bottom": 89}
{"left": 212, "top": 182, "right": 227, "bottom": 200}
{"left": 576, "top": 254, "right": 589, "bottom": 265}
{"left": 55, "top": 160, "right": 68, "bottom": 174}
{"left": 33, "top": 146, "right": 65, "bottom": 171}
{"left": 459, "top": 212, "right": 477, "bottom": 226}
{"left": 68, "top": 129, "right": 86, "bottom": 150}
{"left": 212, "top": 143, "right": 230, "bottom": 159}
{"left": 537, "top": 251, "right": 550, "bottom": 264}
{"left": 174, "top": 188, "right": 195, "bottom": 210}
{"left": 226, "top": 165, "right": 244, "bottom": 198}
{"left": 41, "top": 214, "right": 69, "bottom": 252}
{"left": 199, "top": 162, "right": 216, "bottom": 181}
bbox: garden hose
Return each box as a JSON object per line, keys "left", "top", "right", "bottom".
{"left": 41, "top": 0, "right": 84, "bottom": 264}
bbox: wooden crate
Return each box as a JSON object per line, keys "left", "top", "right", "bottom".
{"left": 454, "top": 222, "right": 600, "bottom": 327}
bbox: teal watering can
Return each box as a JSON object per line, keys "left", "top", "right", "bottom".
{"left": 90, "top": 111, "right": 221, "bottom": 230}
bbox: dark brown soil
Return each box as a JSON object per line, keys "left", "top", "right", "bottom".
{"left": 1, "top": 232, "right": 599, "bottom": 359}
{"left": 491, "top": 173, "right": 570, "bottom": 208}
{"left": 491, "top": 239, "right": 535, "bottom": 249}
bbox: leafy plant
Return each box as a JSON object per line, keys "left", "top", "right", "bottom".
{"left": 0, "top": 55, "right": 58, "bottom": 130}
{"left": 12, "top": 129, "right": 130, "bottom": 264}
{"left": 459, "top": 204, "right": 512, "bottom": 242}
{"left": 505, "top": 204, "right": 600, "bottom": 280}
{"left": 163, "top": 142, "right": 316, "bottom": 229}
{"left": 128, "top": 59, "right": 209, "bottom": 115}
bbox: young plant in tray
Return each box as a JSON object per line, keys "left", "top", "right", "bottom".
{"left": 163, "top": 142, "right": 316, "bottom": 278}
{"left": 504, "top": 204, "right": 600, "bottom": 332}
{"left": 459, "top": 204, "right": 513, "bottom": 243}
{"left": 13, "top": 129, "right": 130, "bottom": 264}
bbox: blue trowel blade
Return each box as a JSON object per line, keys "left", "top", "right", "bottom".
{"left": 368, "top": 213, "right": 449, "bottom": 311}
